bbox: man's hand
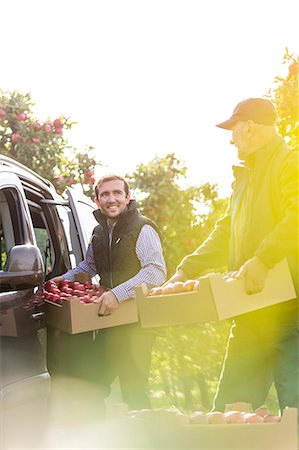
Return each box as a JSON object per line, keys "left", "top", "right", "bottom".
{"left": 163, "top": 269, "right": 187, "bottom": 287}
{"left": 235, "top": 256, "right": 269, "bottom": 295}
{"left": 50, "top": 275, "right": 64, "bottom": 285}
{"left": 94, "top": 291, "right": 119, "bottom": 316}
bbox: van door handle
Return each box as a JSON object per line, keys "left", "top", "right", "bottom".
{"left": 31, "top": 311, "right": 45, "bottom": 321}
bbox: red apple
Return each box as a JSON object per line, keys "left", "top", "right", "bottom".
{"left": 34, "top": 122, "right": 42, "bottom": 131}
{"left": 190, "top": 411, "right": 208, "bottom": 424}
{"left": 162, "top": 283, "right": 176, "bottom": 295}
{"left": 148, "top": 286, "right": 163, "bottom": 296}
{"left": 17, "top": 112, "right": 27, "bottom": 121}
{"left": 73, "top": 289, "right": 85, "bottom": 297}
{"left": 224, "top": 411, "right": 246, "bottom": 424}
{"left": 61, "top": 287, "right": 73, "bottom": 295}
{"left": 54, "top": 127, "right": 63, "bottom": 135}
{"left": 53, "top": 118, "right": 62, "bottom": 128}
{"left": 206, "top": 412, "right": 226, "bottom": 424}
{"left": 47, "top": 293, "right": 54, "bottom": 302}
{"left": 12, "top": 133, "right": 21, "bottom": 143}
{"left": 243, "top": 413, "right": 263, "bottom": 424}
{"left": 32, "top": 137, "right": 41, "bottom": 144}
{"left": 76, "top": 284, "right": 85, "bottom": 291}
{"left": 0, "top": 109, "right": 6, "bottom": 119}
{"left": 263, "top": 414, "right": 281, "bottom": 423}
{"left": 172, "top": 281, "right": 185, "bottom": 293}
{"left": 44, "top": 123, "right": 52, "bottom": 133}
{"left": 81, "top": 296, "right": 93, "bottom": 303}
{"left": 84, "top": 169, "right": 94, "bottom": 178}
{"left": 183, "top": 280, "right": 197, "bottom": 291}
{"left": 254, "top": 406, "right": 270, "bottom": 417}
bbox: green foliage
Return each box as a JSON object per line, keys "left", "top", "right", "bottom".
{"left": 0, "top": 90, "right": 101, "bottom": 197}
{"left": 127, "top": 153, "right": 228, "bottom": 274}
{"left": 268, "top": 49, "right": 299, "bottom": 148}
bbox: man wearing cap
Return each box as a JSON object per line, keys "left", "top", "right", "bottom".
{"left": 166, "top": 98, "right": 298, "bottom": 414}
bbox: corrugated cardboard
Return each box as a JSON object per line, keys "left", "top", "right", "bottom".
{"left": 136, "top": 259, "right": 296, "bottom": 328}
{"left": 45, "top": 297, "right": 138, "bottom": 334}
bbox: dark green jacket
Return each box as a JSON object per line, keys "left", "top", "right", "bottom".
{"left": 178, "top": 135, "right": 298, "bottom": 293}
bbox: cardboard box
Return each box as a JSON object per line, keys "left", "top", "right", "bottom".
{"left": 163, "top": 407, "right": 298, "bottom": 450}
{"left": 115, "top": 407, "right": 297, "bottom": 450}
{"left": 135, "top": 259, "right": 296, "bottom": 328}
{"left": 45, "top": 297, "right": 138, "bottom": 334}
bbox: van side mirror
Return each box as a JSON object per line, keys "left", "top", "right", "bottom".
{"left": 0, "top": 244, "right": 45, "bottom": 289}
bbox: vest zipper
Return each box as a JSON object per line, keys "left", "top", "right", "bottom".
{"left": 108, "top": 225, "right": 114, "bottom": 288}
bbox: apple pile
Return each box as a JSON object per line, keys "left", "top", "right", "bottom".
{"left": 125, "top": 405, "right": 281, "bottom": 425}
{"left": 43, "top": 279, "right": 107, "bottom": 304}
{"left": 148, "top": 280, "right": 199, "bottom": 296}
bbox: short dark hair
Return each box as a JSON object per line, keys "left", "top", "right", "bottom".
{"left": 94, "top": 174, "right": 130, "bottom": 199}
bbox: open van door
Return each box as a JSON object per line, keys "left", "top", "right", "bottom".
{"left": 63, "top": 188, "right": 98, "bottom": 266}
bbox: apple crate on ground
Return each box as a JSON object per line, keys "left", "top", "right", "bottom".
{"left": 116, "top": 407, "right": 297, "bottom": 450}
{"left": 135, "top": 259, "right": 296, "bottom": 328}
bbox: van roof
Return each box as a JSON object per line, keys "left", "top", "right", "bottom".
{"left": 0, "top": 153, "right": 55, "bottom": 191}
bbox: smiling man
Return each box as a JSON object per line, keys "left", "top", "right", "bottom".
{"left": 49, "top": 174, "right": 166, "bottom": 412}
{"left": 166, "top": 98, "right": 298, "bottom": 416}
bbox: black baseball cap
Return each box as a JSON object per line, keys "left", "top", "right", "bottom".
{"left": 216, "top": 98, "right": 278, "bottom": 130}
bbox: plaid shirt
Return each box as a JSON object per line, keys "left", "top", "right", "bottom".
{"left": 63, "top": 224, "right": 166, "bottom": 302}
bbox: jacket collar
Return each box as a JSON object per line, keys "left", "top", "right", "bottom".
{"left": 232, "top": 134, "right": 284, "bottom": 180}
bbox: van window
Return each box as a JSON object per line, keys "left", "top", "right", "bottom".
{"left": 29, "top": 205, "right": 54, "bottom": 275}
{"left": 0, "top": 222, "right": 6, "bottom": 270}
{"left": 24, "top": 186, "right": 71, "bottom": 278}
{"left": 0, "top": 188, "right": 24, "bottom": 255}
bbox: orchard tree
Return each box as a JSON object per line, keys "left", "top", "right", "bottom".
{"left": 269, "top": 49, "right": 298, "bottom": 148}
{"left": 0, "top": 90, "right": 100, "bottom": 197}
{"left": 127, "top": 153, "right": 228, "bottom": 274}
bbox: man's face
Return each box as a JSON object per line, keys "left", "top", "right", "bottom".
{"left": 95, "top": 179, "right": 130, "bottom": 223}
{"left": 231, "top": 121, "right": 255, "bottom": 161}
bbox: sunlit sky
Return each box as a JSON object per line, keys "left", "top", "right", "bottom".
{"left": 2, "top": 0, "right": 298, "bottom": 197}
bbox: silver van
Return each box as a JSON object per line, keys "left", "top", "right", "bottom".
{"left": 0, "top": 154, "right": 97, "bottom": 447}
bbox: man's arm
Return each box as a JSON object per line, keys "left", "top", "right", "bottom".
{"left": 51, "top": 244, "right": 98, "bottom": 284}
{"left": 176, "top": 210, "right": 231, "bottom": 280}
{"left": 255, "top": 151, "right": 298, "bottom": 267}
{"left": 96, "top": 224, "right": 166, "bottom": 315}
{"left": 111, "top": 224, "right": 166, "bottom": 302}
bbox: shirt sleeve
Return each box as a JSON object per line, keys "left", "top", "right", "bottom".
{"left": 111, "top": 224, "right": 167, "bottom": 302}
{"left": 63, "top": 244, "right": 98, "bottom": 281}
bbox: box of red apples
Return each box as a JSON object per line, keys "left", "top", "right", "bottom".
{"left": 117, "top": 404, "right": 297, "bottom": 450}
{"left": 135, "top": 259, "right": 296, "bottom": 328}
{"left": 44, "top": 275, "right": 138, "bottom": 334}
